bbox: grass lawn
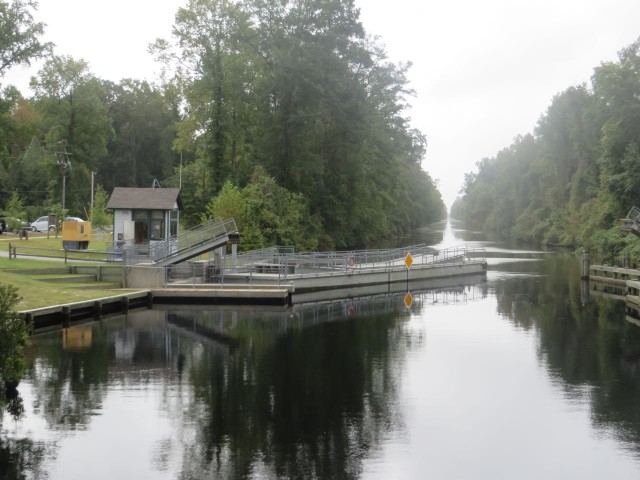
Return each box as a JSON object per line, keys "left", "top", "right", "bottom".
{"left": 0, "top": 234, "right": 131, "bottom": 311}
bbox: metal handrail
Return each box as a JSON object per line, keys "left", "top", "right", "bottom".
{"left": 190, "top": 244, "right": 487, "bottom": 286}
{"left": 164, "top": 243, "right": 487, "bottom": 287}
{"left": 230, "top": 244, "right": 477, "bottom": 271}
{"left": 123, "top": 218, "right": 238, "bottom": 266}
{"left": 626, "top": 206, "right": 640, "bottom": 223}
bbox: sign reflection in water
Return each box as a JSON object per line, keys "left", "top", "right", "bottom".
{"left": 3, "top": 219, "right": 640, "bottom": 479}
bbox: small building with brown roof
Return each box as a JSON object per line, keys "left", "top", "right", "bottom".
{"left": 107, "top": 187, "right": 183, "bottom": 245}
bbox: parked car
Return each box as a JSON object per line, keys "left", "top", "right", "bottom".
{"left": 63, "top": 216, "right": 85, "bottom": 223}
{"left": 0, "top": 215, "right": 30, "bottom": 234}
{"left": 30, "top": 216, "right": 58, "bottom": 232}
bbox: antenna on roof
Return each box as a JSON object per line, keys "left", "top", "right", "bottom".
{"left": 152, "top": 179, "right": 161, "bottom": 189}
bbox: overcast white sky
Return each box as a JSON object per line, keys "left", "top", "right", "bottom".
{"left": 4, "top": 0, "right": 640, "bottom": 207}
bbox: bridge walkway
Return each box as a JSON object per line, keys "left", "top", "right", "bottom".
{"left": 124, "top": 218, "right": 238, "bottom": 267}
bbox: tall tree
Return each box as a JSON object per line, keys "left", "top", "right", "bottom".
{"left": 534, "top": 86, "right": 598, "bottom": 210}
{"left": 163, "top": 0, "right": 257, "bottom": 193}
{"left": 0, "top": 0, "right": 50, "bottom": 199}
{"left": 152, "top": 0, "right": 446, "bottom": 245}
{"left": 0, "top": 0, "right": 51, "bottom": 78}
{"left": 592, "top": 38, "right": 640, "bottom": 216}
{"left": 455, "top": 37, "right": 640, "bottom": 253}
{"left": 29, "top": 55, "right": 114, "bottom": 215}
{"left": 0, "top": 86, "right": 40, "bottom": 198}
{"left": 102, "top": 79, "right": 179, "bottom": 190}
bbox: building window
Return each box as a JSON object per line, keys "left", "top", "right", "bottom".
{"left": 150, "top": 210, "right": 165, "bottom": 240}
{"left": 132, "top": 209, "right": 166, "bottom": 242}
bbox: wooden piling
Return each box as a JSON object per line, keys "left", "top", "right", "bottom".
{"left": 62, "top": 306, "right": 70, "bottom": 328}
{"left": 581, "top": 251, "right": 590, "bottom": 279}
{"left": 122, "top": 296, "right": 129, "bottom": 313}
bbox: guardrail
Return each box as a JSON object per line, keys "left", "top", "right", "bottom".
{"left": 6, "top": 242, "right": 115, "bottom": 263}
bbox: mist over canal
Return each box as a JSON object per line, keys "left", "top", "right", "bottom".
{"left": 3, "top": 220, "right": 640, "bottom": 479}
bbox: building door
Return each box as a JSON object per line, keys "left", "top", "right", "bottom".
{"left": 134, "top": 221, "right": 148, "bottom": 244}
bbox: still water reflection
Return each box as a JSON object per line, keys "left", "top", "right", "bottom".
{"left": 3, "top": 220, "right": 640, "bottom": 479}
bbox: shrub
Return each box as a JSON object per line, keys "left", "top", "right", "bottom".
{"left": 0, "top": 285, "right": 30, "bottom": 390}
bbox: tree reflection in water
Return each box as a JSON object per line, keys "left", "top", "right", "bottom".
{"left": 175, "top": 306, "right": 416, "bottom": 479}
{"left": 7, "top": 296, "right": 420, "bottom": 479}
{"left": 1, "top": 392, "right": 49, "bottom": 479}
{"left": 0, "top": 436, "right": 48, "bottom": 480}
{"left": 493, "top": 252, "right": 640, "bottom": 459}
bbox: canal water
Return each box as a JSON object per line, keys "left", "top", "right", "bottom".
{"left": 2, "top": 220, "right": 640, "bottom": 479}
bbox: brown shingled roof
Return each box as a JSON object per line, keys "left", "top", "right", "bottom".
{"left": 106, "top": 187, "right": 183, "bottom": 210}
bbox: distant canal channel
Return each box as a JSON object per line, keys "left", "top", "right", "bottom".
{"left": 3, "top": 220, "right": 640, "bottom": 479}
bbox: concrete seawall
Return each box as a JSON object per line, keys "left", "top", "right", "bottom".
{"left": 20, "top": 286, "right": 294, "bottom": 330}
{"left": 21, "top": 259, "right": 488, "bottom": 331}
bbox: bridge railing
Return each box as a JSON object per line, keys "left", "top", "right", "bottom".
{"left": 265, "top": 245, "right": 472, "bottom": 273}
{"left": 122, "top": 218, "right": 238, "bottom": 266}
{"left": 622, "top": 206, "right": 640, "bottom": 234}
{"left": 166, "top": 244, "right": 487, "bottom": 286}
{"left": 626, "top": 206, "right": 640, "bottom": 223}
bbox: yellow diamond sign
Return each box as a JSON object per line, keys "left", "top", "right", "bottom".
{"left": 404, "top": 252, "right": 413, "bottom": 270}
{"left": 404, "top": 291, "right": 413, "bottom": 308}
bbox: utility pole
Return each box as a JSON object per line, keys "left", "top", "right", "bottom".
{"left": 56, "top": 141, "right": 72, "bottom": 213}
{"left": 90, "top": 170, "right": 97, "bottom": 221}
{"left": 179, "top": 150, "right": 183, "bottom": 189}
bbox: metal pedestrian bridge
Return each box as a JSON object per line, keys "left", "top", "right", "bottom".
{"left": 122, "top": 218, "right": 238, "bottom": 267}
{"left": 622, "top": 207, "right": 640, "bottom": 237}
{"left": 164, "top": 242, "right": 488, "bottom": 291}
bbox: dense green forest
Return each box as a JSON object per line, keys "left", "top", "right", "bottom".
{"left": 452, "top": 37, "right": 640, "bottom": 257}
{"left": 0, "top": 0, "right": 446, "bottom": 251}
